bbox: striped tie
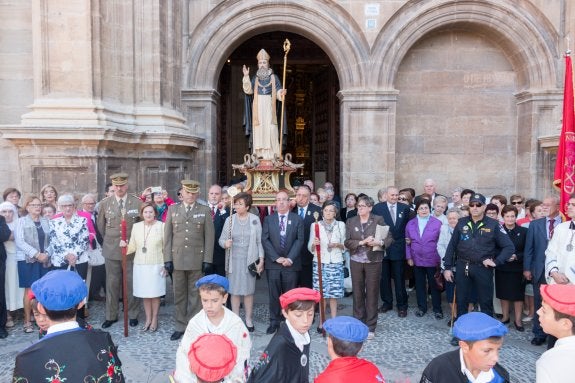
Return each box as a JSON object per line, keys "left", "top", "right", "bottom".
{"left": 279, "top": 215, "right": 286, "bottom": 250}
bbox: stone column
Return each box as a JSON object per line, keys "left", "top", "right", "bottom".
{"left": 337, "top": 89, "right": 399, "bottom": 198}
{"left": 180, "top": 89, "right": 220, "bottom": 187}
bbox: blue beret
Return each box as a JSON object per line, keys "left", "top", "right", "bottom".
{"left": 195, "top": 274, "right": 229, "bottom": 292}
{"left": 31, "top": 270, "right": 88, "bottom": 310}
{"left": 453, "top": 312, "right": 508, "bottom": 341}
{"left": 323, "top": 316, "right": 369, "bottom": 342}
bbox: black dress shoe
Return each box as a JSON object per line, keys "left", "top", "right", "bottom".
{"left": 266, "top": 325, "right": 278, "bottom": 334}
{"left": 398, "top": 310, "right": 407, "bottom": 318}
{"left": 500, "top": 318, "right": 510, "bottom": 324}
{"left": 0, "top": 327, "right": 8, "bottom": 339}
{"left": 129, "top": 319, "right": 139, "bottom": 327}
{"left": 415, "top": 310, "right": 426, "bottom": 317}
{"left": 434, "top": 312, "right": 444, "bottom": 320}
{"left": 170, "top": 331, "right": 184, "bottom": 341}
{"left": 101, "top": 320, "right": 118, "bottom": 328}
{"left": 246, "top": 325, "right": 255, "bottom": 333}
{"left": 514, "top": 322, "right": 525, "bottom": 332}
{"left": 531, "top": 337, "right": 546, "bottom": 346}
{"left": 378, "top": 306, "right": 392, "bottom": 314}
{"left": 316, "top": 326, "right": 324, "bottom": 334}
{"left": 450, "top": 337, "right": 459, "bottom": 346}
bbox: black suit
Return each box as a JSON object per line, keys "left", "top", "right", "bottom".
{"left": 414, "top": 193, "right": 446, "bottom": 207}
{"left": 0, "top": 216, "right": 11, "bottom": 329}
{"left": 372, "top": 202, "right": 410, "bottom": 311}
{"left": 212, "top": 207, "right": 230, "bottom": 277}
{"left": 340, "top": 207, "right": 357, "bottom": 223}
{"left": 262, "top": 211, "right": 304, "bottom": 326}
{"left": 292, "top": 204, "right": 322, "bottom": 288}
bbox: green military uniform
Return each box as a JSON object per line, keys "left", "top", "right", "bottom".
{"left": 96, "top": 173, "right": 142, "bottom": 322}
{"left": 164, "top": 180, "right": 214, "bottom": 333}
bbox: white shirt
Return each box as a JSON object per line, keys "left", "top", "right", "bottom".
{"left": 285, "top": 318, "right": 310, "bottom": 352}
{"left": 536, "top": 335, "right": 575, "bottom": 383}
{"left": 47, "top": 320, "right": 80, "bottom": 335}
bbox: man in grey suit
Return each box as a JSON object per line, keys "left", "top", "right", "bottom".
{"left": 262, "top": 190, "right": 304, "bottom": 334}
{"left": 164, "top": 180, "right": 215, "bottom": 341}
{"left": 524, "top": 195, "right": 562, "bottom": 345}
{"left": 96, "top": 173, "right": 142, "bottom": 328}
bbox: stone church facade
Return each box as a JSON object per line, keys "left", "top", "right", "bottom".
{"left": 0, "top": 0, "right": 573, "bottom": 200}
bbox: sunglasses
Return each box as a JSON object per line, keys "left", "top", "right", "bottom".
{"left": 511, "top": 201, "right": 523, "bottom": 205}
{"left": 469, "top": 203, "right": 483, "bottom": 208}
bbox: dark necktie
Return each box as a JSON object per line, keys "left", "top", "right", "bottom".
{"left": 211, "top": 205, "right": 216, "bottom": 220}
{"left": 118, "top": 199, "right": 124, "bottom": 213}
{"left": 186, "top": 205, "right": 191, "bottom": 214}
{"left": 549, "top": 218, "right": 555, "bottom": 239}
{"left": 279, "top": 215, "right": 286, "bottom": 250}
{"left": 390, "top": 204, "right": 396, "bottom": 225}
{"left": 299, "top": 207, "right": 305, "bottom": 219}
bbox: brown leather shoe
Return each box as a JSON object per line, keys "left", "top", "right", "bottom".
{"left": 398, "top": 310, "right": 407, "bottom": 318}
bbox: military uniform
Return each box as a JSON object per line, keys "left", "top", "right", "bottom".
{"left": 164, "top": 182, "right": 214, "bottom": 333}
{"left": 96, "top": 173, "right": 142, "bottom": 322}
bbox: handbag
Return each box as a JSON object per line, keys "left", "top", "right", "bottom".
{"left": 86, "top": 241, "right": 105, "bottom": 266}
{"left": 433, "top": 267, "right": 445, "bottom": 292}
{"left": 248, "top": 259, "right": 261, "bottom": 279}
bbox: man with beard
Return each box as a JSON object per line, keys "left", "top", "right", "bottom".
{"left": 242, "top": 48, "right": 287, "bottom": 160}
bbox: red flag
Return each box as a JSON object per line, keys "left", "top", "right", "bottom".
{"left": 553, "top": 54, "right": 575, "bottom": 215}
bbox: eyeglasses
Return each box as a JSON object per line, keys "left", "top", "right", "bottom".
{"left": 469, "top": 203, "right": 483, "bottom": 208}
{"left": 511, "top": 201, "right": 523, "bottom": 205}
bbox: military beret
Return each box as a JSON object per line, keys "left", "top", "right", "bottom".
{"left": 181, "top": 179, "right": 200, "bottom": 193}
{"left": 31, "top": 270, "right": 88, "bottom": 311}
{"left": 195, "top": 274, "right": 229, "bottom": 292}
{"left": 110, "top": 172, "right": 129, "bottom": 186}
{"left": 469, "top": 193, "right": 486, "bottom": 205}
{"left": 323, "top": 316, "right": 369, "bottom": 343}
{"left": 453, "top": 312, "right": 508, "bottom": 341}
{"left": 188, "top": 333, "right": 237, "bottom": 382}
{"left": 279, "top": 287, "right": 320, "bottom": 309}
{"left": 541, "top": 284, "right": 575, "bottom": 316}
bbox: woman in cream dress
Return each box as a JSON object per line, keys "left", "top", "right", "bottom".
{"left": 124, "top": 202, "right": 166, "bottom": 332}
{"left": 0, "top": 201, "right": 24, "bottom": 327}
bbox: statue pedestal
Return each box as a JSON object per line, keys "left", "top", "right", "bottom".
{"left": 232, "top": 155, "right": 303, "bottom": 206}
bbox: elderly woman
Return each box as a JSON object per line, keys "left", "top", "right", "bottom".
{"left": 448, "top": 187, "right": 463, "bottom": 209}
{"left": 48, "top": 195, "right": 90, "bottom": 273}
{"left": 125, "top": 202, "right": 166, "bottom": 332}
{"left": 340, "top": 193, "right": 358, "bottom": 223}
{"left": 219, "top": 192, "right": 264, "bottom": 332}
{"left": 432, "top": 195, "right": 449, "bottom": 225}
{"left": 495, "top": 205, "right": 527, "bottom": 331}
{"left": 405, "top": 199, "right": 443, "bottom": 319}
{"left": 345, "top": 195, "right": 392, "bottom": 339}
{"left": 15, "top": 195, "right": 51, "bottom": 333}
{"left": 437, "top": 207, "right": 462, "bottom": 317}
{"left": 309, "top": 201, "right": 346, "bottom": 332}
{"left": 40, "top": 184, "right": 58, "bottom": 207}
{"left": 3, "top": 187, "right": 22, "bottom": 215}
{"left": 0, "top": 201, "right": 24, "bottom": 328}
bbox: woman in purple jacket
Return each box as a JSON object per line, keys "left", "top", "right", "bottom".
{"left": 405, "top": 199, "right": 443, "bottom": 319}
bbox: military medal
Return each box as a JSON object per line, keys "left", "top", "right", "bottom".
{"left": 142, "top": 221, "right": 154, "bottom": 254}
{"left": 300, "top": 354, "right": 307, "bottom": 367}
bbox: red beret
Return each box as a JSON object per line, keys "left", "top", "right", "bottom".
{"left": 188, "top": 334, "right": 237, "bottom": 382}
{"left": 540, "top": 284, "right": 575, "bottom": 316}
{"left": 279, "top": 287, "right": 320, "bottom": 309}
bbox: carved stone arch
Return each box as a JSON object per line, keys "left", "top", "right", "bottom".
{"left": 371, "top": 0, "right": 560, "bottom": 90}
{"left": 184, "top": 0, "right": 370, "bottom": 90}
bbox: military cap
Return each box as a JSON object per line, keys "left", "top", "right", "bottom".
{"left": 195, "top": 274, "right": 229, "bottom": 292}
{"left": 541, "top": 284, "right": 575, "bottom": 316}
{"left": 279, "top": 287, "right": 320, "bottom": 309}
{"left": 188, "top": 333, "right": 237, "bottom": 382}
{"left": 453, "top": 312, "right": 508, "bottom": 341}
{"left": 323, "top": 316, "right": 369, "bottom": 343}
{"left": 469, "top": 193, "right": 486, "bottom": 205}
{"left": 31, "top": 270, "right": 88, "bottom": 311}
{"left": 110, "top": 172, "right": 129, "bottom": 186}
{"left": 181, "top": 179, "right": 200, "bottom": 193}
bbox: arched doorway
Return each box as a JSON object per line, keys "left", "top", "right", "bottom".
{"left": 216, "top": 31, "right": 341, "bottom": 189}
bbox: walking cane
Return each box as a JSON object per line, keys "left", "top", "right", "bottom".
{"left": 313, "top": 212, "right": 326, "bottom": 336}
{"left": 121, "top": 209, "right": 129, "bottom": 337}
{"left": 450, "top": 285, "right": 457, "bottom": 335}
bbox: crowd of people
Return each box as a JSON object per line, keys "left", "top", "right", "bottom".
{"left": 1, "top": 176, "right": 575, "bottom": 382}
